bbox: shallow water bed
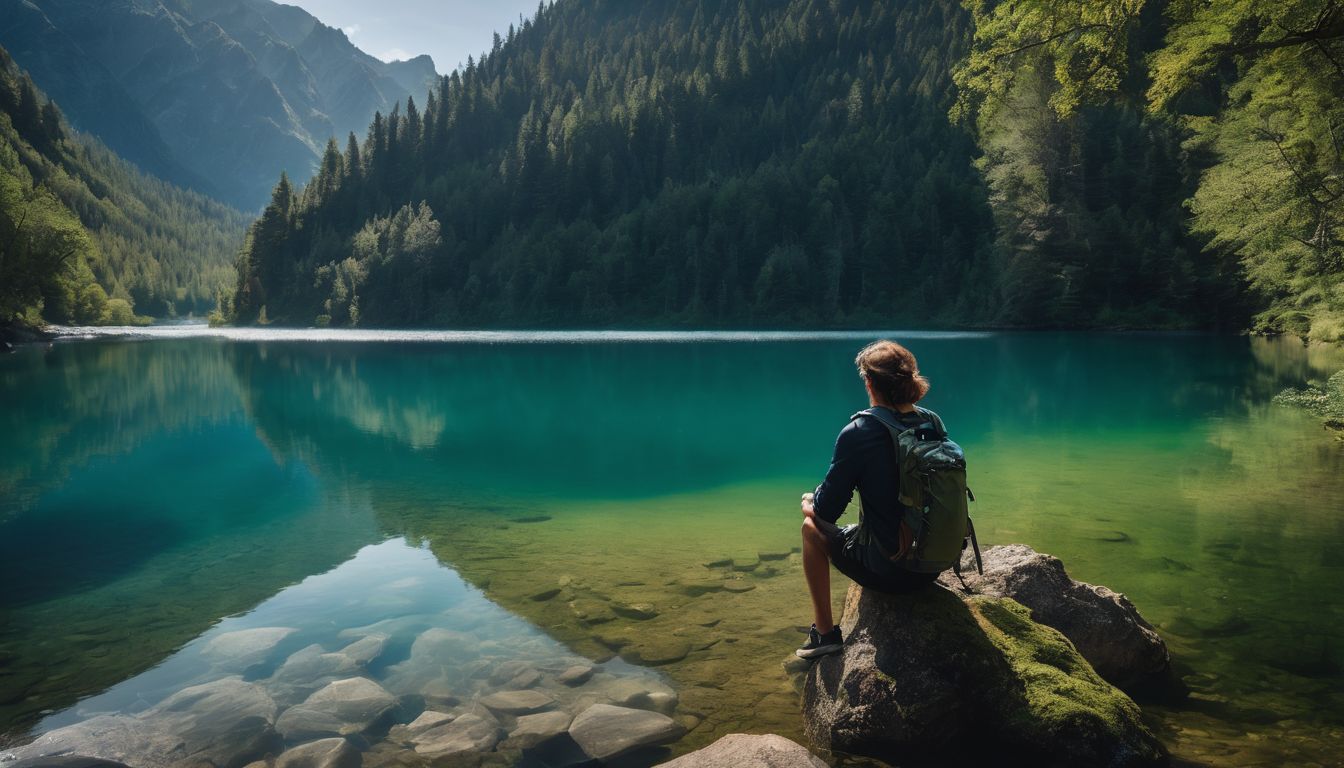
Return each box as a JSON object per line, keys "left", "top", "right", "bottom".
{"left": 8, "top": 538, "right": 687, "bottom": 767}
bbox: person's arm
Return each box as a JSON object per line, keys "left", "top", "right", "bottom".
{"left": 805, "top": 421, "right": 865, "bottom": 524}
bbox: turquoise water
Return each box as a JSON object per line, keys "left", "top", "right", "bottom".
{"left": 2, "top": 330, "right": 1343, "bottom": 765}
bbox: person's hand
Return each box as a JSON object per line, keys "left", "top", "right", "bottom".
{"left": 801, "top": 491, "right": 816, "bottom": 519}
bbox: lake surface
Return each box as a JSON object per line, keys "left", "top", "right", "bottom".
{"left": 2, "top": 329, "right": 1343, "bottom": 766}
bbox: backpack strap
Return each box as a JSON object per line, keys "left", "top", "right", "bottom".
{"left": 914, "top": 406, "right": 948, "bottom": 439}
{"left": 951, "top": 517, "right": 984, "bottom": 591}
{"left": 967, "top": 517, "right": 983, "bottom": 575}
{"left": 855, "top": 406, "right": 936, "bottom": 436}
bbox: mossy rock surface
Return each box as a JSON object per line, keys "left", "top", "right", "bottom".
{"left": 803, "top": 584, "right": 1165, "bottom": 767}
{"left": 968, "top": 597, "right": 1164, "bottom": 766}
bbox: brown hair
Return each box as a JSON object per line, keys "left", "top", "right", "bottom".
{"left": 855, "top": 340, "right": 930, "bottom": 405}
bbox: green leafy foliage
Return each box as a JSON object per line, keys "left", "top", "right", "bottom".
{"left": 955, "top": 0, "right": 1344, "bottom": 341}
{"left": 1190, "top": 62, "right": 1344, "bottom": 340}
{"left": 0, "top": 166, "right": 94, "bottom": 324}
{"left": 952, "top": 0, "right": 1146, "bottom": 122}
{"left": 0, "top": 45, "right": 248, "bottom": 327}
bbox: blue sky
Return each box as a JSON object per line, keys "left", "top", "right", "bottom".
{"left": 287, "top": 0, "right": 543, "bottom": 74}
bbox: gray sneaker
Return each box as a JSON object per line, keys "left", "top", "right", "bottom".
{"left": 795, "top": 624, "right": 843, "bottom": 659}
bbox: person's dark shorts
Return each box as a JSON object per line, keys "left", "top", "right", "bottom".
{"left": 816, "top": 518, "right": 939, "bottom": 594}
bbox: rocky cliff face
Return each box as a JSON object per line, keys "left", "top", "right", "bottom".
{"left": 0, "top": 0, "right": 438, "bottom": 208}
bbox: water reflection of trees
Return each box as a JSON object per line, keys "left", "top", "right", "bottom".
{"left": 8, "top": 336, "right": 1336, "bottom": 754}
{"left": 0, "top": 341, "right": 375, "bottom": 744}
{"left": 225, "top": 335, "right": 1344, "bottom": 763}
{"left": 929, "top": 334, "right": 1344, "bottom": 439}
{"left": 229, "top": 340, "right": 867, "bottom": 499}
{"left": 0, "top": 341, "right": 241, "bottom": 517}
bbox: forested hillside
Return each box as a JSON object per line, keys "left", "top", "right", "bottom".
{"left": 0, "top": 46, "right": 248, "bottom": 327}
{"left": 230, "top": 0, "right": 1239, "bottom": 330}
{"left": 0, "top": 0, "right": 438, "bottom": 209}
{"left": 955, "top": 0, "right": 1344, "bottom": 342}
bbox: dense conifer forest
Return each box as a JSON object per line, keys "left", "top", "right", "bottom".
{"left": 6, "top": 0, "right": 1334, "bottom": 337}
{"left": 0, "top": 46, "right": 248, "bottom": 327}
{"left": 232, "top": 0, "right": 1256, "bottom": 331}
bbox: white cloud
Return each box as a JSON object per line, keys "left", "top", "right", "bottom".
{"left": 342, "top": 24, "right": 360, "bottom": 38}
{"left": 378, "top": 47, "right": 411, "bottom": 62}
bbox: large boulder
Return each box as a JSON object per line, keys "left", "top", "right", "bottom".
{"left": 656, "top": 734, "right": 828, "bottom": 767}
{"left": 276, "top": 678, "right": 397, "bottom": 739}
{"left": 267, "top": 645, "right": 362, "bottom": 705}
{"left": 273, "top": 738, "right": 361, "bottom": 768}
{"left": 939, "top": 544, "right": 1170, "bottom": 690}
{"left": 504, "top": 711, "right": 573, "bottom": 749}
{"left": 1, "top": 678, "right": 281, "bottom": 768}
{"left": 411, "top": 713, "right": 501, "bottom": 760}
{"left": 568, "top": 704, "right": 685, "bottom": 762}
{"left": 478, "top": 689, "right": 555, "bottom": 715}
{"left": 200, "top": 627, "right": 298, "bottom": 672}
{"left": 803, "top": 584, "right": 1165, "bottom": 767}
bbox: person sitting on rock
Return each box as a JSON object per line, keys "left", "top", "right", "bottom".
{"left": 796, "top": 340, "right": 941, "bottom": 658}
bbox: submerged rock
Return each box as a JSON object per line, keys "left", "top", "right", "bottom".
{"left": 1, "top": 717, "right": 182, "bottom": 768}
{"left": 271, "top": 644, "right": 360, "bottom": 689}
{"left": 200, "top": 627, "right": 298, "bottom": 671}
{"left": 146, "top": 676, "right": 281, "bottom": 725}
{"left": 408, "top": 627, "right": 476, "bottom": 662}
{"left": 418, "top": 677, "right": 460, "bottom": 708}
{"left": 528, "top": 587, "right": 563, "bottom": 601}
{"left": 479, "top": 689, "right": 555, "bottom": 715}
{"left": 656, "top": 734, "right": 828, "bottom": 767}
{"left": 672, "top": 569, "right": 727, "bottom": 597}
{"left": 6, "top": 758, "right": 135, "bottom": 768}
{"left": 569, "top": 599, "right": 617, "bottom": 625}
{"left": 406, "top": 710, "right": 456, "bottom": 732}
{"left": 556, "top": 664, "right": 595, "bottom": 686}
{"left": 599, "top": 677, "right": 679, "bottom": 714}
{"left": 273, "top": 738, "right": 361, "bottom": 768}
{"left": 387, "top": 710, "right": 455, "bottom": 743}
{"left": 612, "top": 602, "right": 659, "bottom": 620}
{"left": 275, "top": 707, "right": 349, "bottom": 742}
{"left": 412, "top": 713, "right": 500, "bottom": 759}
{"left": 568, "top": 704, "right": 684, "bottom": 762}
{"left": 939, "top": 544, "right": 1170, "bottom": 690}
{"left": 488, "top": 659, "right": 539, "bottom": 686}
{"left": 802, "top": 584, "right": 1165, "bottom": 767}
{"left": 730, "top": 552, "right": 761, "bottom": 571}
{"left": 337, "top": 633, "right": 390, "bottom": 667}
{"left": 4, "top": 678, "right": 281, "bottom": 768}
{"left": 278, "top": 677, "right": 397, "bottom": 739}
{"left": 621, "top": 637, "right": 691, "bottom": 666}
{"left": 504, "top": 710, "right": 573, "bottom": 749}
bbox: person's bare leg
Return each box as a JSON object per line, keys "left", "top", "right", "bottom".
{"left": 801, "top": 517, "right": 834, "bottom": 633}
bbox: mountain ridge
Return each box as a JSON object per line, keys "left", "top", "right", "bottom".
{"left": 0, "top": 0, "right": 438, "bottom": 209}
{"left": 0, "top": 43, "right": 249, "bottom": 326}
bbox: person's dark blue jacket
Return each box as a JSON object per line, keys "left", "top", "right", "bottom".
{"left": 812, "top": 406, "right": 927, "bottom": 533}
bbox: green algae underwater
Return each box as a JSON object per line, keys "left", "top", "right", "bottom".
{"left": 2, "top": 330, "right": 1343, "bottom": 766}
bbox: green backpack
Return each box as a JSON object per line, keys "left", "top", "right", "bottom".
{"left": 864, "top": 407, "right": 982, "bottom": 580}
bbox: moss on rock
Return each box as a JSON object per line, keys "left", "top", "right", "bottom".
{"left": 969, "top": 597, "right": 1164, "bottom": 765}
